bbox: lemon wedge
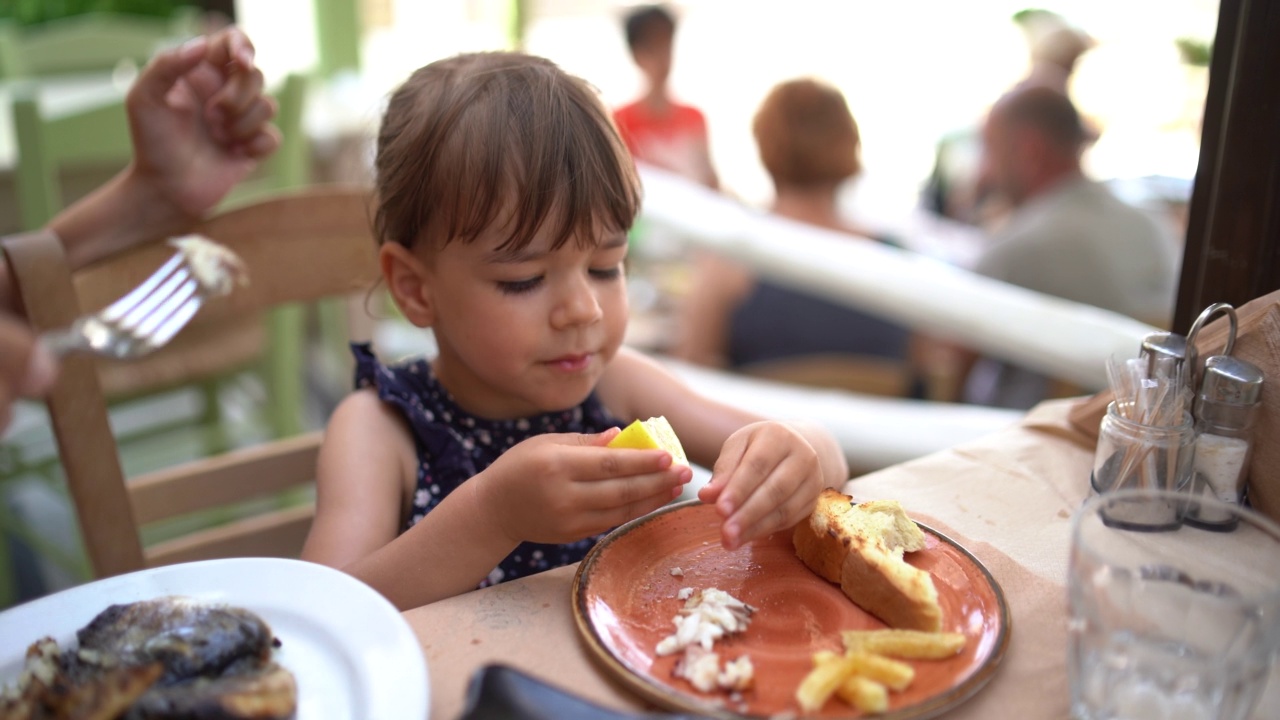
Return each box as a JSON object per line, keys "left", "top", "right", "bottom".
{"left": 609, "top": 416, "right": 689, "bottom": 466}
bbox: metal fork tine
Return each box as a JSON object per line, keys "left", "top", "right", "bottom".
{"left": 100, "top": 254, "right": 184, "bottom": 323}
{"left": 145, "top": 295, "right": 204, "bottom": 349}
{"left": 132, "top": 275, "right": 200, "bottom": 338}
{"left": 43, "top": 235, "right": 245, "bottom": 360}
{"left": 118, "top": 267, "right": 194, "bottom": 331}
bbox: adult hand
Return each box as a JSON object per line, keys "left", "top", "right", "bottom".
{"left": 476, "top": 429, "right": 691, "bottom": 545}
{"left": 698, "top": 420, "right": 823, "bottom": 550}
{"left": 0, "top": 316, "right": 55, "bottom": 432}
{"left": 126, "top": 26, "right": 281, "bottom": 222}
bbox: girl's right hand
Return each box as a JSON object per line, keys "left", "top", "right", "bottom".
{"left": 475, "top": 429, "right": 691, "bottom": 545}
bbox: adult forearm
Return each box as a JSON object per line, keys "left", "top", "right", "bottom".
{"left": 0, "top": 166, "right": 197, "bottom": 317}
{"left": 47, "top": 164, "right": 198, "bottom": 272}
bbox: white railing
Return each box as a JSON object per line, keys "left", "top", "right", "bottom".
{"left": 637, "top": 165, "right": 1157, "bottom": 390}
{"left": 661, "top": 358, "right": 1023, "bottom": 472}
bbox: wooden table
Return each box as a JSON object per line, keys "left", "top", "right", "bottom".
{"left": 401, "top": 398, "right": 1280, "bottom": 719}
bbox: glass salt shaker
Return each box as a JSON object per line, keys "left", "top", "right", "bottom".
{"left": 1185, "top": 355, "right": 1264, "bottom": 531}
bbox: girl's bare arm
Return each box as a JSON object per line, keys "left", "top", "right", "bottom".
{"left": 302, "top": 390, "right": 517, "bottom": 609}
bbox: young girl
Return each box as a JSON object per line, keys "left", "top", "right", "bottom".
{"left": 301, "top": 51, "right": 848, "bottom": 611}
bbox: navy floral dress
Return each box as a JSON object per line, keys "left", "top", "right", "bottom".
{"left": 351, "top": 343, "right": 626, "bottom": 587}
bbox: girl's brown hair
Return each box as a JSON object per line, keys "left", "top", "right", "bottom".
{"left": 374, "top": 52, "right": 642, "bottom": 254}
{"left": 752, "top": 78, "right": 861, "bottom": 189}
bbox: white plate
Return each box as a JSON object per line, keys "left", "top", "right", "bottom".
{"left": 0, "top": 557, "right": 428, "bottom": 720}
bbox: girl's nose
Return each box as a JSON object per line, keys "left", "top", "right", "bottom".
{"left": 551, "top": 275, "right": 603, "bottom": 329}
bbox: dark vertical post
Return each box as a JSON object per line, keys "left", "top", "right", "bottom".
{"left": 1174, "top": 0, "right": 1280, "bottom": 332}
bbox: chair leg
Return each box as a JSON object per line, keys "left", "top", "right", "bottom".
{"left": 199, "top": 381, "right": 232, "bottom": 455}
{"left": 266, "top": 305, "right": 306, "bottom": 439}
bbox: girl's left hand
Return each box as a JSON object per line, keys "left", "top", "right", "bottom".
{"left": 697, "top": 420, "right": 823, "bottom": 550}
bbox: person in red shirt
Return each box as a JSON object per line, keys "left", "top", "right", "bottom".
{"left": 613, "top": 4, "right": 718, "bottom": 189}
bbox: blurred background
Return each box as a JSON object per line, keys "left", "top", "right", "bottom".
{"left": 0, "top": 0, "right": 1219, "bottom": 605}
{"left": 240, "top": 0, "right": 1215, "bottom": 224}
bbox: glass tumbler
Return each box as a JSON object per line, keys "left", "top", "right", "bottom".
{"left": 1069, "top": 489, "right": 1280, "bottom": 720}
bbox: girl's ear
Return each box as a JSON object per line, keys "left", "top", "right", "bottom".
{"left": 380, "top": 243, "right": 434, "bottom": 327}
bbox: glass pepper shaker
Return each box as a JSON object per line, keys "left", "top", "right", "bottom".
{"left": 1185, "top": 354, "right": 1264, "bottom": 531}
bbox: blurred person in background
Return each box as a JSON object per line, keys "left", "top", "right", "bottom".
{"left": 612, "top": 4, "right": 718, "bottom": 189}
{"left": 673, "top": 78, "right": 920, "bottom": 396}
{"left": 959, "top": 85, "right": 1179, "bottom": 409}
{"left": 924, "top": 9, "right": 1095, "bottom": 229}
{"left": 1012, "top": 8, "right": 1096, "bottom": 96}
{"left": 0, "top": 26, "right": 279, "bottom": 432}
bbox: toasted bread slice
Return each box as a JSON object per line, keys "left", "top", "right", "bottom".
{"left": 793, "top": 489, "right": 942, "bottom": 631}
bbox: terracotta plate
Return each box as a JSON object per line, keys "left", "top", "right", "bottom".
{"left": 572, "top": 500, "right": 1010, "bottom": 719}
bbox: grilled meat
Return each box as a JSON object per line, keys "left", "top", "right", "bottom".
{"left": 0, "top": 638, "right": 163, "bottom": 720}
{"left": 123, "top": 662, "right": 296, "bottom": 720}
{"left": 1, "top": 598, "right": 296, "bottom": 720}
{"left": 77, "top": 599, "right": 274, "bottom": 686}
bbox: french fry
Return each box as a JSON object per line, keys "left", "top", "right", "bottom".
{"left": 795, "top": 657, "right": 857, "bottom": 713}
{"left": 836, "top": 675, "right": 889, "bottom": 714}
{"left": 843, "top": 651, "right": 915, "bottom": 692}
{"left": 802, "top": 629, "right": 966, "bottom": 713}
{"left": 841, "top": 629, "right": 967, "bottom": 660}
{"left": 811, "top": 649, "right": 841, "bottom": 666}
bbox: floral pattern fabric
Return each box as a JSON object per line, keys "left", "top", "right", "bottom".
{"left": 351, "top": 343, "right": 626, "bottom": 587}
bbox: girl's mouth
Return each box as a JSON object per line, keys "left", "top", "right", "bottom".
{"left": 547, "top": 353, "right": 592, "bottom": 372}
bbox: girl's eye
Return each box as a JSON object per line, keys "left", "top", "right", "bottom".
{"left": 497, "top": 277, "right": 542, "bottom": 295}
{"left": 589, "top": 265, "right": 623, "bottom": 281}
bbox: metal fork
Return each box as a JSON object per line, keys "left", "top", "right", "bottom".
{"left": 42, "top": 252, "right": 207, "bottom": 359}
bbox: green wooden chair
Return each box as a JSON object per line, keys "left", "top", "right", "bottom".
{"left": 0, "top": 9, "right": 201, "bottom": 80}
{"left": 312, "top": 0, "right": 361, "bottom": 77}
{"left": 11, "top": 87, "right": 132, "bottom": 230}
{"left": 215, "top": 72, "right": 315, "bottom": 440}
{"left": 7, "top": 71, "right": 315, "bottom": 453}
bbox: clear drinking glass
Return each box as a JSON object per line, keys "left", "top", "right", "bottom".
{"left": 1069, "top": 489, "right": 1280, "bottom": 720}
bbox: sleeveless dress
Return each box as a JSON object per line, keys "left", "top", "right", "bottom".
{"left": 351, "top": 343, "right": 626, "bottom": 587}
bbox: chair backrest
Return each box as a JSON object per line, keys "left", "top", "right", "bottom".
{"left": 0, "top": 10, "right": 199, "bottom": 79}
{"left": 0, "top": 185, "right": 381, "bottom": 579}
{"left": 12, "top": 71, "right": 311, "bottom": 231}
{"left": 12, "top": 89, "right": 132, "bottom": 229}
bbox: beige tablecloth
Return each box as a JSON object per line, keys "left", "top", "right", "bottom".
{"left": 401, "top": 398, "right": 1277, "bottom": 719}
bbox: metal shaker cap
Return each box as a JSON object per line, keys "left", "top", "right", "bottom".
{"left": 1200, "top": 355, "right": 1264, "bottom": 405}
{"left": 1140, "top": 331, "right": 1191, "bottom": 382}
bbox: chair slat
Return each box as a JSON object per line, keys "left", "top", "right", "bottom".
{"left": 144, "top": 504, "right": 315, "bottom": 568}
{"left": 17, "top": 186, "right": 382, "bottom": 580}
{"left": 129, "top": 431, "right": 323, "bottom": 525}
{"left": 74, "top": 186, "right": 381, "bottom": 314}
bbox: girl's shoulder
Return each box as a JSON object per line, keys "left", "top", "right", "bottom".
{"left": 349, "top": 342, "right": 460, "bottom": 438}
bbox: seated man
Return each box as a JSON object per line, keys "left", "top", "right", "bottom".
{"left": 961, "top": 86, "right": 1180, "bottom": 409}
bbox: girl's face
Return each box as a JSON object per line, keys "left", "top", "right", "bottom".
{"left": 418, "top": 217, "right": 630, "bottom": 420}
